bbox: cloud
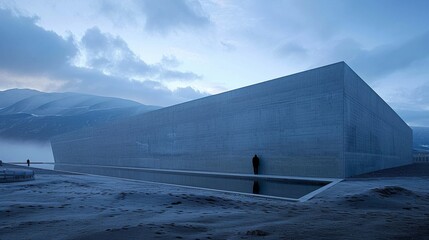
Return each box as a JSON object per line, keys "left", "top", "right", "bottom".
{"left": 396, "top": 109, "right": 429, "bottom": 127}
{"left": 56, "top": 66, "right": 206, "bottom": 106}
{"left": 276, "top": 42, "right": 308, "bottom": 58}
{"left": 99, "top": 0, "right": 211, "bottom": 34}
{"left": 174, "top": 86, "right": 208, "bottom": 100}
{"left": 81, "top": 27, "right": 154, "bottom": 78}
{"left": 0, "top": 8, "right": 77, "bottom": 75}
{"left": 98, "top": 0, "right": 137, "bottom": 26}
{"left": 327, "top": 32, "right": 429, "bottom": 81}
{"left": 330, "top": 38, "right": 362, "bottom": 60}
{"left": 160, "top": 55, "right": 181, "bottom": 68}
{"left": 139, "top": 0, "right": 210, "bottom": 34}
{"left": 220, "top": 41, "right": 236, "bottom": 52}
{"left": 80, "top": 27, "right": 201, "bottom": 82}
{"left": 394, "top": 81, "right": 429, "bottom": 112}
{"left": 413, "top": 84, "right": 429, "bottom": 108}
{"left": 350, "top": 31, "right": 429, "bottom": 79}
{"left": 158, "top": 70, "right": 201, "bottom": 82}
{"left": 0, "top": 8, "right": 207, "bottom": 106}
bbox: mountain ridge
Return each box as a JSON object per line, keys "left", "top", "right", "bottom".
{"left": 0, "top": 88, "right": 160, "bottom": 142}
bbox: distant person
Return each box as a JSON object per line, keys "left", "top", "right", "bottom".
{"left": 252, "top": 154, "right": 260, "bottom": 175}
{"left": 0, "top": 160, "right": 2, "bottom": 166}
{"left": 27, "top": 159, "right": 30, "bottom": 167}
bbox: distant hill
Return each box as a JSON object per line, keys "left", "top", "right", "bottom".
{"left": 0, "top": 89, "right": 41, "bottom": 108}
{"left": 412, "top": 126, "right": 429, "bottom": 153}
{"left": 0, "top": 89, "right": 160, "bottom": 142}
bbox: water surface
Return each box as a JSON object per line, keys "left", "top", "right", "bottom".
{"left": 55, "top": 164, "right": 328, "bottom": 199}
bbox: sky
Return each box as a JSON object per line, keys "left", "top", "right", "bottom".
{"left": 0, "top": 0, "right": 428, "bottom": 126}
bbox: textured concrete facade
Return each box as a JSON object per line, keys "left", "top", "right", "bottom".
{"left": 51, "top": 62, "right": 412, "bottom": 178}
{"left": 343, "top": 65, "right": 412, "bottom": 176}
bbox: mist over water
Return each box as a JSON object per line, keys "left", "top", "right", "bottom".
{"left": 0, "top": 138, "right": 54, "bottom": 163}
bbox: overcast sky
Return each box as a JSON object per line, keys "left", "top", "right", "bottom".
{"left": 0, "top": 0, "right": 428, "bottom": 126}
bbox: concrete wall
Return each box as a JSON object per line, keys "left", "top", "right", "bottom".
{"left": 52, "top": 63, "right": 345, "bottom": 178}
{"left": 343, "top": 65, "right": 413, "bottom": 176}
{"left": 51, "top": 62, "right": 412, "bottom": 178}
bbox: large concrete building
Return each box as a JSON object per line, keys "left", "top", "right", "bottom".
{"left": 51, "top": 62, "right": 412, "bottom": 178}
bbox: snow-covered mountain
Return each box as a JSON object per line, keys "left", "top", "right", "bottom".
{"left": 0, "top": 88, "right": 41, "bottom": 108}
{"left": 0, "top": 89, "right": 159, "bottom": 141}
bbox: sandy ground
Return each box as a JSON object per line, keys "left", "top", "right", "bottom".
{"left": 1, "top": 164, "right": 429, "bottom": 240}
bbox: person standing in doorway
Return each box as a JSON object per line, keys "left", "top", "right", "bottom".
{"left": 252, "top": 154, "right": 259, "bottom": 175}
{"left": 27, "top": 159, "right": 30, "bottom": 167}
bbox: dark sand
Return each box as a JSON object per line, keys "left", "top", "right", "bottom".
{"left": 1, "top": 163, "right": 429, "bottom": 240}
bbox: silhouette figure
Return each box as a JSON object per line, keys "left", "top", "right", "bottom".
{"left": 27, "top": 159, "right": 30, "bottom": 167}
{"left": 252, "top": 154, "right": 259, "bottom": 175}
{"left": 252, "top": 181, "right": 260, "bottom": 194}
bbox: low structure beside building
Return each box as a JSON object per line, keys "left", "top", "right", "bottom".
{"left": 414, "top": 152, "right": 429, "bottom": 163}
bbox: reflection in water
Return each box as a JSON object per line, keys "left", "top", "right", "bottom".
{"left": 252, "top": 181, "right": 260, "bottom": 194}
{"left": 55, "top": 164, "right": 328, "bottom": 199}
